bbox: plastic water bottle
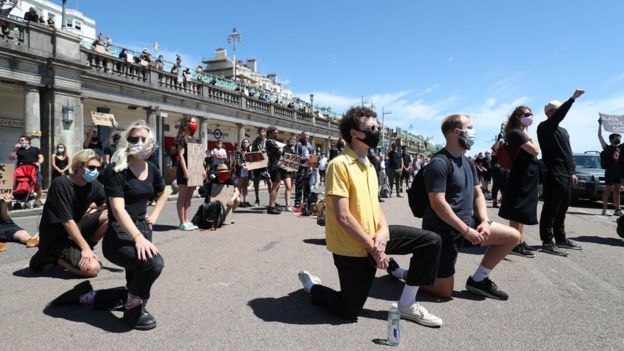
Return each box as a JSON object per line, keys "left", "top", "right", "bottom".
{"left": 387, "top": 303, "right": 401, "bottom": 346}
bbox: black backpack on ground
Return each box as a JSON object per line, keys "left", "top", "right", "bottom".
{"left": 407, "top": 151, "right": 453, "bottom": 218}
{"left": 192, "top": 200, "right": 225, "bottom": 229}
{"left": 302, "top": 192, "right": 319, "bottom": 217}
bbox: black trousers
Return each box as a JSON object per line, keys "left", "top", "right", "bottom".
{"left": 102, "top": 220, "right": 164, "bottom": 302}
{"left": 295, "top": 166, "right": 311, "bottom": 206}
{"left": 309, "top": 225, "right": 441, "bottom": 320}
{"left": 539, "top": 175, "right": 572, "bottom": 243}
{"left": 491, "top": 167, "right": 509, "bottom": 203}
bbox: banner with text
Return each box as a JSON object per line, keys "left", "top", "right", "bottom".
{"left": 599, "top": 113, "right": 624, "bottom": 133}
{"left": 0, "top": 163, "right": 15, "bottom": 194}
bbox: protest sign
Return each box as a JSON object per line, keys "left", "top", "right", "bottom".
{"left": 0, "top": 163, "right": 15, "bottom": 195}
{"left": 307, "top": 154, "right": 319, "bottom": 168}
{"left": 91, "top": 112, "right": 117, "bottom": 127}
{"left": 282, "top": 153, "right": 302, "bottom": 172}
{"left": 244, "top": 151, "right": 268, "bottom": 171}
{"left": 186, "top": 143, "right": 205, "bottom": 187}
{"left": 599, "top": 113, "right": 624, "bottom": 133}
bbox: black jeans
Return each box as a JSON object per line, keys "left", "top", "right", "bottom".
{"left": 309, "top": 225, "right": 441, "bottom": 320}
{"left": 539, "top": 175, "right": 572, "bottom": 243}
{"left": 295, "top": 166, "right": 311, "bottom": 206}
{"left": 102, "top": 220, "right": 164, "bottom": 302}
{"left": 491, "top": 166, "right": 509, "bottom": 203}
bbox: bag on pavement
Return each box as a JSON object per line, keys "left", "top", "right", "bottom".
{"left": 192, "top": 200, "right": 225, "bottom": 229}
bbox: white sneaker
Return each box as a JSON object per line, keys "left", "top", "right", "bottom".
{"left": 399, "top": 303, "right": 443, "bottom": 327}
{"left": 602, "top": 209, "right": 613, "bottom": 216}
{"left": 298, "top": 271, "right": 321, "bottom": 293}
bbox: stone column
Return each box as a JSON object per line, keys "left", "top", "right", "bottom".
{"left": 24, "top": 85, "right": 41, "bottom": 148}
{"left": 200, "top": 116, "right": 209, "bottom": 148}
{"left": 237, "top": 123, "right": 245, "bottom": 145}
{"left": 145, "top": 106, "right": 161, "bottom": 168}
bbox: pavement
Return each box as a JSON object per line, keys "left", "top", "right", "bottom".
{"left": 1, "top": 186, "right": 623, "bottom": 351}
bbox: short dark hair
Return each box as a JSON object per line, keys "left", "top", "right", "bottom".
{"left": 19, "top": 135, "right": 31, "bottom": 142}
{"left": 609, "top": 133, "right": 621, "bottom": 142}
{"left": 441, "top": 114, "right": 466, "bottom": 136}
{"left": 340, "top": 106, "right": 377, "bottom": 144}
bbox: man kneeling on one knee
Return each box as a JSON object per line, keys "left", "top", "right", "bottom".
{"left": 30, "top": 149, "right": 108, "bottom": 277}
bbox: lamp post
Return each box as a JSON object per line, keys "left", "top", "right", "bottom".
{"left": 61, "top": 0, "right": 67, "bottom": 29}
{"left": 381, "top": 107, "right": 392, "bottom": 155}
{"left": 310, "top": 94, "right": 314, "bottom": 114}
{"left": 227, "top": 27, "right": 241, "bottom": 81}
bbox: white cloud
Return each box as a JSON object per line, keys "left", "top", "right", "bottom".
{"left": 606, "top": 74, "right": 624, "bottom": 84}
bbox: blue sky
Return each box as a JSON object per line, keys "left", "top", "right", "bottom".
{"left": 61, "top": 0, "right": 624, "bottom": 154}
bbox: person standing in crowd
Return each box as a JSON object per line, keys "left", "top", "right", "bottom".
{"left": 401, "top": 145, "right": 413, "bottom": 191}
{"left": 474, "top": 152, "right": 491, "bottom": 193}
{"left": 29, "top": 149, "right": 108, "bottom": 277}
{"left": 298, "top": 106, "right": 443, "bottom": 327}
{"left": 103, "top": 134, "right": 121, "bottom": 166}
{"left": 251, "top": 127, "right": 272, "bottom": 206}
{"left": 387, "top": 143, "right": 403, "bottom": 197}
{"left": 318, "top": 153, "right": 328, "bottom": 185}
{"left": 0, "top": 0, "right": 17, "bottom": 18}
{"left": 265, "top": 126, "right": 283, "bottom": 215}
{"left": 204, "top": 164, "right": 240, "bottom": 222}
{"left": 175, "top": 117, "right": 201, "bottom": 231}
{"left": 49, "top": 120, "right": 168, "bottom": 331}
{"left": 310, "top": 152, "right": 320, "bottom": 190}
{"left": 51, "top": 143, "right": 70, "bottom": 180}
{"left": 9, "top": 135, "right": 44, "bottom": 206}
{"left": 498, "top": 106, "right": 540, "bottom": 258}
{"left": 367, "top": 148, "right": 383, "bottom": 203}
{"left": 210, "top": 140, "right": 228, "bottom": 177}
{"left": 421, "top": 114, "right": 520, "bottom": 299}
{"left": 597, "top": 117, "right": 622, "bottom": 216}
{"left": 490, "top": 135, "right": 509, "bottom": 208}
{"left": 235, "top": 139, "right": 252, "bottom": 208}
{"left": 84, "top": 123, "right": 118, "bottom": 159}
{"left": 329, "top": 138, "right": 346, "bottom": 161}
{"left": 0, "top": 193, "right": 39, "bottom": 253}
{"left": 537, "top": 89, "right": 585, "bottom": 256}
{"left": 283, "top": 136, "right": 297, "bottom": 212}
{"left": 294, "top": 131, "right": 313, "bottom": 210}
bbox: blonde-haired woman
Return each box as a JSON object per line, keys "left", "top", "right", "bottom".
{"left": 50, "top": 120, "right": 169, "bottom": 330}
{"left": 175, "top": 116, "right": 200, "bottom": 230}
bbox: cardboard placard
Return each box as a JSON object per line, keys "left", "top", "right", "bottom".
{"left": 599, "top": 113, "right": 624, "bottom": 133}
{"left": 307, "top": 154, "right": 319, "bottom": 168}
{"left": 244, "top": 151, "right": 268, "bottom": 171}
{"left": 282, "top": 153, "right": 302, "bottom": 172}
{"left": 186, "top": 143, "right": 205, "bottom": 187}
{"left": 0, "top": 163, "right": 15, "bottom": 194}
{"left": 209, "top": 183, "right": 236, "bottom": 223}
{"left": 91, "top": 112, "right": 116, "bottom": 127}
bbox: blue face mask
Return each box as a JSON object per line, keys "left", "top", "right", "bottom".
{"left": 82, "top": 168, "right": 99, "bottom": 183}
{"left": 460, "top": 128, "right": 477, "bottom": 149}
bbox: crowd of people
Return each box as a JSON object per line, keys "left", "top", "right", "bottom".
{"left": 0, "top": 87, "right": 603, "bottom": 332}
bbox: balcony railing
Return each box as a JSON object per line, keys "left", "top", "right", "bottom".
{"left": 84, "top": 49, "right": 149, "bottom": 83}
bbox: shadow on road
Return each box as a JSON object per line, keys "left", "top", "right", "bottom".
{"left": 152, "top": 224, "right": 179, "bottom": 232}
{"left": 13, "top": 267, "right": 80, "bottom": 280}
{"left": 570, "top": 235, "right": 624, "bottom": 247}
{"left": 43, "top": 305, "right": 132, "bottom": 333}
{"left": 248, "top": 290, "right": 386, "bottom": 325}
{"left": 303, "top": 238, "right": 326, "bottom": 246}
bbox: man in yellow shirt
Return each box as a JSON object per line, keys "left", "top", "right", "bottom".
{"left": 298, "top": 106, "right": 443, "bottom": 327}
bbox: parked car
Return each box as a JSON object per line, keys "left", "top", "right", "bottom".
{"left": 572, "top": 152, "right": 608, "bottom": 201}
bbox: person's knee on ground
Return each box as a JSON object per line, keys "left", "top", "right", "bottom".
{"left": 231, "top": 197, "right": 240, "bottom": 210}
{"left": 92, "top": 210, "right": 109, "bottom": 242}
{"left": 422, "top": 276, "right": 454, "bottom": 298}
{"left": 58, "top": 257, "right": 101, "bottom": 277}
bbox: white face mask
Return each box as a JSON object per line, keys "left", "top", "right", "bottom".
{"left": 128, "top": 141, "right": 154, "bottom": 160}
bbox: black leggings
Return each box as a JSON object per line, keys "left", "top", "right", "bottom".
{"left": 100, "top": 220, "right": 164, "bottom": 306}
{"left": 310, "top": 225, "right": 441, "bottom": 320}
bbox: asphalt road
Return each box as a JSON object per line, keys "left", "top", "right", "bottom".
{"left": 1, "top": 188, "right": 623, "bottom": 351}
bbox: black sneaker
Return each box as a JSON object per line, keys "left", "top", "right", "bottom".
{"left": 555, "top": 239, "right": 582, "bottom": 250}
{"left": 386, "top": 257, "right": 401, "bottom": 280}
{"left": 124, "top": 304, "right": 157, "bottom": 330}
{"left": 509, "top": 244, "right": 535, "bottom": 258}
{"left": 465, "top": 276, "right": 509, "bottom": 300}
{"left": 29, "top": 249, "right": 56, "bottom": 273}
{"left": 521, "top": 241, "right": 535, "bottom": 252}
{"left": 49, "top": 280, "right": 93, "bottom": 307}
{"left": 267, "top": 207, "right": 281, "bottom": 215}
{"left": 492, "top": 201, "right": 499, "bottom": 208}
{"left": 541, "top": 242, "right": 569, "bottom": 256}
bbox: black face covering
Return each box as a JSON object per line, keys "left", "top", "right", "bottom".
{"left": 356, "top": 129, "right": 380, "bottom": 149}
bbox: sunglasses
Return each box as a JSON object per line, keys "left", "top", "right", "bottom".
{"left": 127, "top": 136, "right": 148, "bottom": 143}
{"left": 522, "top": 113, "right": 533, "bottom": 117}
{"left": 84, "top": 165, "right": 98, "bottom": 171}
{"left": 359, "top": 125, "right": 379, "bottom": 133}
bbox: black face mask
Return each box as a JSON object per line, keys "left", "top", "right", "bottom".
{"left": 356, "top": 129, "right": 380, "bottom": 149}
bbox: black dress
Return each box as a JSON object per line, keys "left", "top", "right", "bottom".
{"left": 498, "top": 129, "right": 539, "bottom": 225}
{"left": 52, "top": 155, "right": 69, "bottom": 179}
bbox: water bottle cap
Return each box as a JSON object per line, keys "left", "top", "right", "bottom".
{"left": 391, "top": 302, "right": 398, "bottom": 309}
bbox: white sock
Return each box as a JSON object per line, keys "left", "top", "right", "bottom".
{"left": 471, "top": 265, "right": 492, "bottom": 282}
{"left": 299, "top": 271, "right": 320, "bottom": 293}
{"left": 125, "top": 293, "right": 142, "bottom": 309}
{"left": 398, "top": 285, "right": 419, "bottom": 307}
{"left": 79, "top": 290, "right": 96, "bottom": 304}
{"left": 392, "top": 268, "right": 408, "bottom": 280}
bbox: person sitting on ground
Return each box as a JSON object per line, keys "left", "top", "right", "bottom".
{"left": 0, "top": 193, "right": 39, "bottom": 253}
{"left": 298, "top": 106, "right": 443, "bottom": 327}
{"left": 204, "top": 164, "right": 240, "bottom": 222}
{"left": 29, "top": 149, "right": 109, "bottom": 277}
{"left": 411, "top": 113, "right": 521, "bottom": 300}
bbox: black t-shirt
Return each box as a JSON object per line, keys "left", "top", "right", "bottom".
{"left": 103, "top": 162, "right": 165, "bottom": 223}
{"left": 602, "top": 145, "right": 621, "bottom": 170}
{"left": 177, "top": 137, "right": 199, "bottom": 167}
{"left": 39, "top": 176, "right": 106, "bottom": 249}
{"left": 104, "top": 143, "right": 118, "bottom": 158}
{"left": 16, "top": 146, "right": 41, "bottom": 166}
{"left": 266, "top": 139, "right": 282, "bottom": 170}
{"left": 402, "top": 152, "right": 412, "bottom": 168}
{"left": 388, "top": 151, "right": 402, "bottom": 170}
{"left": 204, "top": 177, "right": 237, "bottom": 203}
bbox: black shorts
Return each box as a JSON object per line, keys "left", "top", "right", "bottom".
{"left": 436, "top": 218, "right": 478, "bottom": 278}
{"left": 401, "top": 170, "right": 410, "bottom": 179}
{"left": 253, "top": 168, "right": 269, "bottom": 180}
{"left": 47, "top": 210, "right": 104, "bottom": 268}
{"left": 319, "top": 170, "right": 326, "bottom": 177}
{"left": 176, "top": 165, "right": 188, "bottom": 186}
{"left": 269, "top": 168, "right": 284, "bottom": 183}
{"left": 605, "top": 168, "right": 621, "bottom": 186}
{"left": 0, "top": 221, "right": 23, "bottom": 242}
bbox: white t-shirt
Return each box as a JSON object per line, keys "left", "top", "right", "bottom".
{"left": 319, "top": 157, "right": 328, "bottom": 171}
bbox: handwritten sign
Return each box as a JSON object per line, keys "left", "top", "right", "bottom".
{"left": 282, "top": 153, "right": 302, "bottom": 172}
{"left": 244, "top": 151, "right": 268, "bottom": 171}
{"left": 186, "top": 143, "right": 205, "bottom": 187}
{"left": 0, "top": 163, "right": 15, "bottom": 194}
{"left": 91, "top": 112, "right": 117, "bottom": 127}
{"left": 600, "top": 113, "right": 624, "bottom": 133}
{"left": 307, "top": 154, "right": 319, "bottom": 168}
